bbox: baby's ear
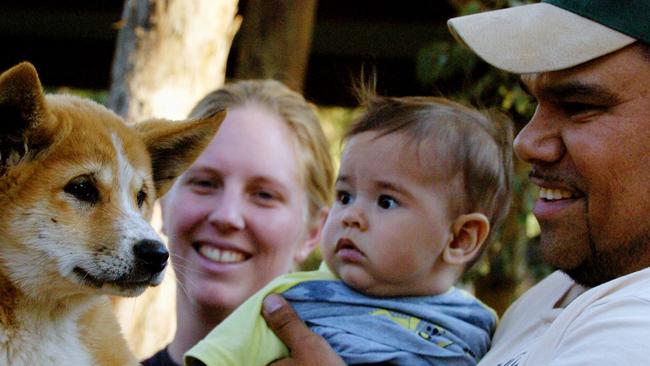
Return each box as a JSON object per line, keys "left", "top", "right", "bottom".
{"left": 443, "top": 213, "right": 490, "bottom": 265}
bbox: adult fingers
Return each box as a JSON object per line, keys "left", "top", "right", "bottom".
{"left": 263, "top": 294, "right": 346, "bottom": 366}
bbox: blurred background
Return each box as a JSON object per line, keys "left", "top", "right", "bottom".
{"left": 0, "top": 0, "right": 549, "bottom": 356}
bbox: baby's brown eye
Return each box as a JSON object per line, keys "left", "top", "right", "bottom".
{"left": 337, "top": 191, "right": 352, "bottom": 205}
{"left": 377, "top": 195, "right": 398, "bottom": 209}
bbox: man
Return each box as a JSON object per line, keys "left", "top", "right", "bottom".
{"left": 261, "top": 1, "right": 650, "bottom": 365}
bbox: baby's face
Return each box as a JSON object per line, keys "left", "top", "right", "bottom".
{"left": 321, "top": 131, "right": 455, "bottom": 297}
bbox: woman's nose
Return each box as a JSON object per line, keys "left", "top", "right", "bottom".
{"left": 208, "top": 190, "right": 245, "bottom": 232}
{"left": 513, "top": 105, "right": 566, "bottom": 164}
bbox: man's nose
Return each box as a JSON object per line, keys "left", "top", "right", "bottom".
{"left": 514, "top": 106, "right": 566, "bottom": 164}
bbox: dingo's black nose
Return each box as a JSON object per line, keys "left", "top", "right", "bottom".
{"left": 133, "top": 239, "right": 169, "bottom": 273}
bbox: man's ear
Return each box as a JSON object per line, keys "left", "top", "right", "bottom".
{"left": 135, "top": 110, "right": 225, "bottom": 197}
{"left": 0, "top": 62, "right": 56, "bottom": 171}
{"left": 294, "top": 207, "right": 329, "bottom": 264}
{"left": 443, "top": 213, "right": 490, "bottom": 265}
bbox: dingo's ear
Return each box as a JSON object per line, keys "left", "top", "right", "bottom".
{"left": 135, "top": 110, "right": 225, "bottom": 197}
{"left": 0, "top": 62, "right": 55, "bottom": 171}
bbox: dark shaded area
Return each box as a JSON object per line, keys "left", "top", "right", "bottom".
{"left": 0, "top": 1, "right": 454, "bottom": 106}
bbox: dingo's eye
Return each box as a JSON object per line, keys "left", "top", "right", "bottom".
{"left": 137, "top": 189, "right": 147, "bottom": 208}
{"left": 64, "top": 176, "right": 99, "bottom": 204}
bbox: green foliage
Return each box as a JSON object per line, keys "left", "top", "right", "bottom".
{"left": 416, "top": 39, "right": 534, "bottom": 128}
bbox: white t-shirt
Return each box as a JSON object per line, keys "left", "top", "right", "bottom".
{"left": 478, "top": 267, "right": 650, "bottom": 365}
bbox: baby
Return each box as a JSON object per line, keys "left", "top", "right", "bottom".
{"left": 186, "top": 91, "right": 513, "bottom": 366}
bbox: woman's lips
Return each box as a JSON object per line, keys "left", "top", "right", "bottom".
{"left": 192, "top": 242, "right": 250, "bottom": 265}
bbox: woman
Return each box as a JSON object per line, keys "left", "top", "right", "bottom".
{"left": 142, "top": 79, "right": 334, "bottom": 366}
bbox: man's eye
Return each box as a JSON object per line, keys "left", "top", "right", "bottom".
{"left": 336, "top": 191, "right": 352, "bottom": 205}
{"left": 377, "top": 195, "right": 399, "bottom": 209}
{"left": 560, "top": 102, "right": 602, "bottom": 116}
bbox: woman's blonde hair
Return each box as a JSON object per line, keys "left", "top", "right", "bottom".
{"left": 189, "top": 80, "right": 335, "bottom": 224}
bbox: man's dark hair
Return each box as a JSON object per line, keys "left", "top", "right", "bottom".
{"left": 640, "top": 42, "right": 650, "bottom": 61}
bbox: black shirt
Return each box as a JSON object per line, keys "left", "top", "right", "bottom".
{"left": 141, "top": 347, "right": 180, "bottom": 366}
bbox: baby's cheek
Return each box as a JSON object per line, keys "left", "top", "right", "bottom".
{"left": 383, "top": 251, "right": 422, "bottom": 277}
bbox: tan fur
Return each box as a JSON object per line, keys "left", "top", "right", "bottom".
{"left": 112, "top": 259, "right": 178, "bottom": 358}
{"left": 79, "top": 298, "right": 137, "bottom": 366}
{"left": 0, "top": 62, "right": 223, "bottom": 365}
{"left": 111, "top": 203, "right": 177, "bottom": 359}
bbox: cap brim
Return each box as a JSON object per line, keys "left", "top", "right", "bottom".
{"left": 447, "top": 3, "right": 636, "bottom": 74}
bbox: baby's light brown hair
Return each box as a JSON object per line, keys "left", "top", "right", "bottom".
{"left": 346, "top": 88, "right": 513, "bottom": 265}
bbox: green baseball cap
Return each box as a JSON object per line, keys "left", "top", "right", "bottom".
{"left": 447, "top": 0, "right": 650, "bottom": 73}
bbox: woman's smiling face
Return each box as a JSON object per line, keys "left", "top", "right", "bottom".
{"left": 163, "top": 104, "right": 314, "bottom": 316}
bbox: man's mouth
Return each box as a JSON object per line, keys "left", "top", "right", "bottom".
{"left": 539, "top": 187, "right": 576, "bottom": 201}
{"left": 194, "top": 243, "right": 248, "bottom": 264}
{"left": 530, "top": 169, "right": 583, "bottom": 202}
{"left": 533, "top": 185, "right": 584, "bottom": 220}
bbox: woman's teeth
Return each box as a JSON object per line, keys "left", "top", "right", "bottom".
{"left": 199, "top": 245, "right": 245, "bottom": 263}
{"left": 539, "top": 187, "right": 573, "bottom": 200}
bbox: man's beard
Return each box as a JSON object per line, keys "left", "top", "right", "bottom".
{"left": 565, "top": 220, "right": 650, "bottom": 288}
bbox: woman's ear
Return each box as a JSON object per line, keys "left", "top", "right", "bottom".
{"left": 159, "top": 199, "right": 168, "bottom": 236}
{"left": 294, "top": 207, "right": 329, "bottom": 264}
{"left": 158, "top": 186, "right": 176, "bottom": 237}
{"left": 443, "top": 213, "right": 490, "bottom": 265}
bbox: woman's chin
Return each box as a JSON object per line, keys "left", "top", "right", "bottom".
{"left": 188, "top": 281, "right": 250, "bottom": 312}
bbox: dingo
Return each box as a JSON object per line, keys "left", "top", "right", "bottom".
{"left": 0, "top": 62, "right": 223, "bottom": 365}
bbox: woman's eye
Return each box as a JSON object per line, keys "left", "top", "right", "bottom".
{"left": 187, "top": 177, "right": 219, "bottom": 194}
{"left": 377, "top": 194, "right": 399, "bottom": 209}
{"left": 189, "top": 178, "right": 215, "bottom": 188}
{"left": 254, "top": 190, "right": 275, "bottom": 200}
{"left": 336, "top": 191, "right": 352, "bottom": 205}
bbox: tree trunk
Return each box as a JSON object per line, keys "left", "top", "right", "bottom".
{"left": 234, "top": 0, "right": 317, "bottom": 91}
{"left": 107, "top": 0, "right": 241, "bottom": 122}
{"left": 107, "top": 0, "right": 240, "bottom": 358}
